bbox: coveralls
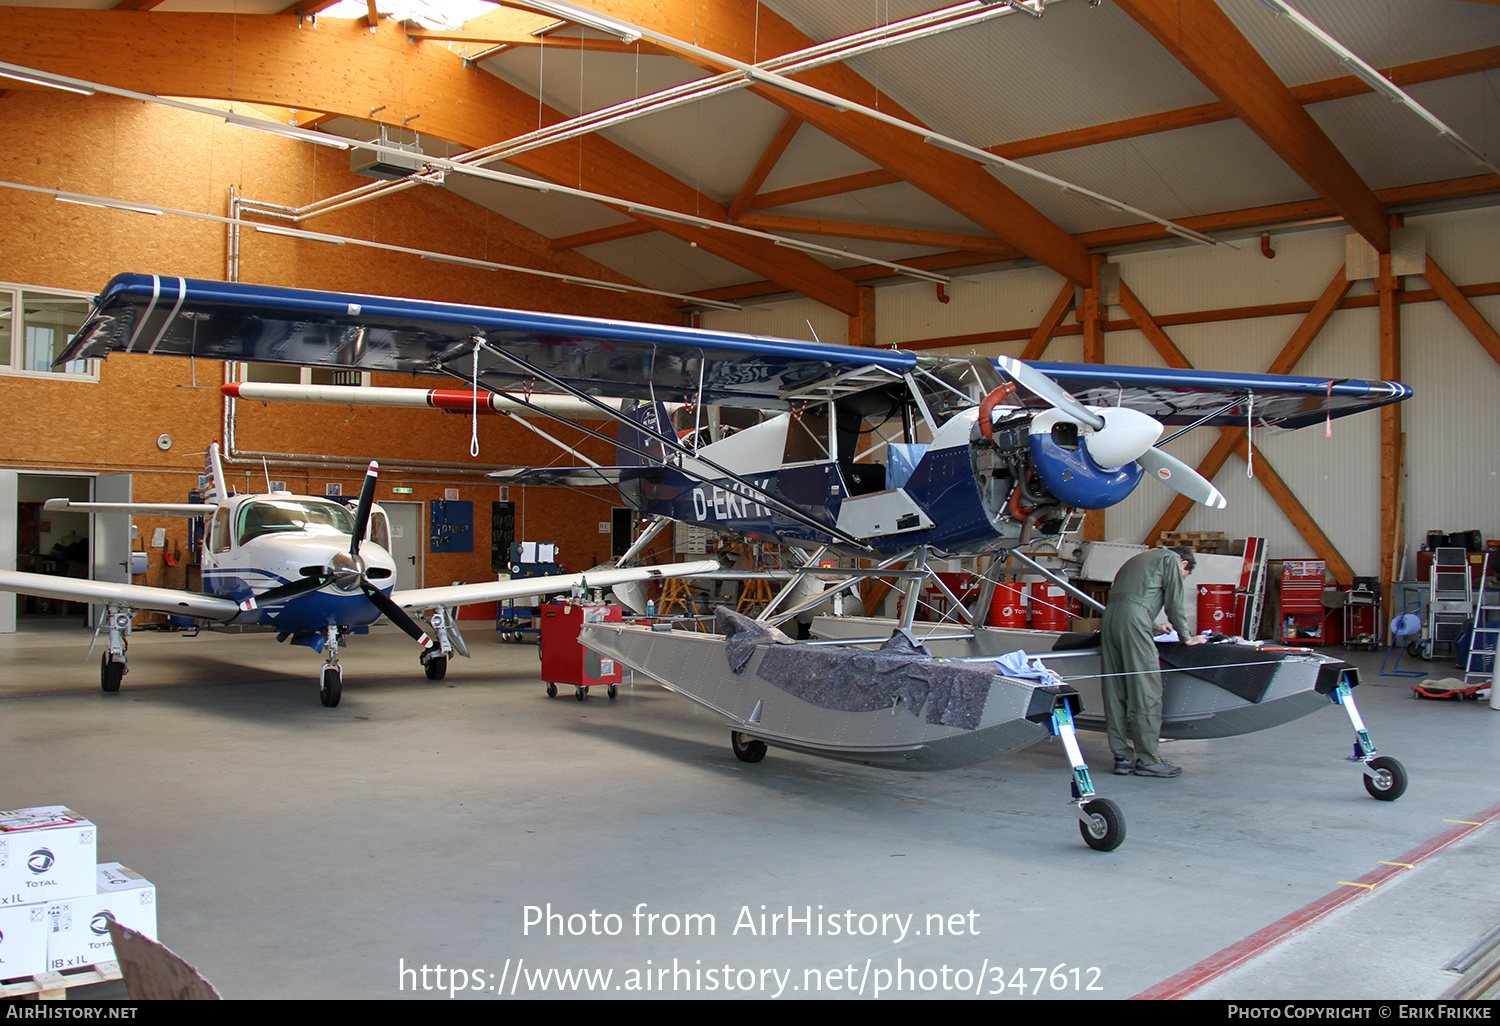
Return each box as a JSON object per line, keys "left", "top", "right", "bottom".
{"left": 1100, "top": 548, "right": 1192, "bottom": 766}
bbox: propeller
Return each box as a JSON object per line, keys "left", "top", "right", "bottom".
{"left": 238, "top": 462, "right": 440, "bottom": 647}
{"left": 975, "top": 356, "right": 1226, "bottom": 509}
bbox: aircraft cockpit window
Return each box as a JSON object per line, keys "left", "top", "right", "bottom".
{"left": 783, "top": 404, "right": 835, "bottom": 465}
{"left": 369, "top": 510, "right": 391, "bottom": 550}
{"left": 237, "top": 500, "right": 355, "bottom": 546}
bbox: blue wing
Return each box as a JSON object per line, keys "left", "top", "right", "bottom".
{"left": 61, "top": 273, "right": 1409, "bottom": 428}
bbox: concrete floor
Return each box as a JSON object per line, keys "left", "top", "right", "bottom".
{"left": 0, "top": 618, "right": 1496, "bottom": 1001}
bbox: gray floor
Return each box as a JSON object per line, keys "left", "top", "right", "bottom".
{"left": 0, "top": 618, "right": 1496, "bottom": 1000}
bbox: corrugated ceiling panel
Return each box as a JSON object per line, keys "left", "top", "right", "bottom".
{"left": 1308, "top": 75, "right": 1500, "bottom": 191}
{"left": 574, "top": 231, "right": 768, "bottom": 294}
{"left": 483, "top": 48, "right": 786, "bottom": 203}
{"left": 1219, "top": 0, "right": 1500, "bottom": 88}
{"left": 700, "top": 294, "right": 847, "bottom": 345}
{"left": 755, "top": 123, "right": 883, "bottom": 195}
{"left": 830, "top": 0, "right": 1218, "bottom": 146}
{"left": 770, "top": 181, "right": 992, "bottom": 235}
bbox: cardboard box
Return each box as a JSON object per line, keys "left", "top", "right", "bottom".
{"left": 45, "top": 863, "right": 157, "bottom": 972}
{"left": 0, "top": 806, "right": 97, "bottom": 908}
{"left": 0, "top": 902, "right": 49, "bottom": 980}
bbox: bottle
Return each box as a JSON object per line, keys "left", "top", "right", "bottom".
{"left": 647, "top": 599, "right": 656, "bottom": 618}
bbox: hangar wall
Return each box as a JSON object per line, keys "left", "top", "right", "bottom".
{"left": 703, "top": 206, "right": 1500, "bottom": 580}
{"left": 0, "top": 92, "right": 680, "bottom": 595}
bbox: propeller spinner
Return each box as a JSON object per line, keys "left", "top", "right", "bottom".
{"left": 978, "top": 355, "right": 1226, "bottom": 510}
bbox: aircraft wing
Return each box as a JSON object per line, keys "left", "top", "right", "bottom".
{"left": 44, "top": 499, "right": 213, "bottom": 518}
{"left": 390, "top": 559, "right": 721, "bottom": 612}
{"left": 999, "top": 362, "right": 1411, "bottom": 431}
{"left": 0, "top": 570, "right": 241, "bottom": 622}
{"left": 60, "top": 274, "right": 1409, "bottom": 425}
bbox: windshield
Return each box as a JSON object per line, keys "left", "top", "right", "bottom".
{"left": 237, "top": 499, "right": 355, "bottom": 546}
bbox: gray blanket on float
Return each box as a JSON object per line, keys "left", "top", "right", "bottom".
{"left": 714, "top": 607, "right": 992, "bottom": 730}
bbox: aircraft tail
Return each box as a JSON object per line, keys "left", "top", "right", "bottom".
{"left": 616, "top": 399, "right": 675, "bottom": 467}
{"left": 204, "top": 442, "right": 230, "bottom": 500}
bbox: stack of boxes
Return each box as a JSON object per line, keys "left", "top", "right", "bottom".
{"left": 0, "top": 806, "right": 157, "bottom": 983}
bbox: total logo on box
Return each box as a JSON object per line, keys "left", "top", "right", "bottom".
{"left": 0, "top": 806, "right": 97, "bottom": 906}
{"left": 46, "top": 863, "right": 157, "bottom": 971}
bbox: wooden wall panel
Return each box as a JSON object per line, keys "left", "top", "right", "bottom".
{"left": 0, "top": 92, "right": 677, "bottom": 588}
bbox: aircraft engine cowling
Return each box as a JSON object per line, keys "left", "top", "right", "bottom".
{"left": 1027, "top": 410, "right": 1144, "bottom": 509}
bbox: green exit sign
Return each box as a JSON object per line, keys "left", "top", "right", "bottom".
{"left": 391, "top": 487, "right": 414, "bottom": 494}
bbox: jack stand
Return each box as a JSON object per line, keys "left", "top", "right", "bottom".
{"left": 1050, "top": 701, "right": 1125, "bottom": 850}
{"left": 319, "top": 626, "right": 343, "bottom": 707}
{"left": 1332, "top": 681, "right": 1407, "bottom": 800}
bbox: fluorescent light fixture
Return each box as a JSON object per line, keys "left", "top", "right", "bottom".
{"left": 1002, "top": 1, "right": 1045, "bottom": 18}
{"left": 0, "top": 69, "right": 95, "bottom": 95}
{"left": 55, "top": 193, "right": 162, "bottom": 215}
{"left": 254, "top": 224, "right": 347, "bottom": 245}
{"left": 744, "top": 69, "right": 849, "bottom": 112}
{"left": 625, "top": 205, "right": 710, "bottom": 226}
{"left": 421, "top": 253, "right": 500, "bottom": 269}
{"left": 224, "top": 112, "right": 352, "bottom": 150}
{"left": 1340, "top": 58, "right": 1402, "bottom": 102}
{"left": 506, "top": 1, "right": 641, "bottom": 43}
{"left": 1255, "top": 0, "right": 1500, "bottom": 176}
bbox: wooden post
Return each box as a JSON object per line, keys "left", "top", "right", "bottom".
{"left": 1377, "top": 222, "right": 1405, "bottom": 618}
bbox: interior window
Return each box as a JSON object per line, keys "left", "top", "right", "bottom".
{"left": 782, "top": 405, "right": 834, "bottom": 464}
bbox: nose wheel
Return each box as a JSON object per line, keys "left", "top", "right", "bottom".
{"left": 320, "top": 666, "right": 342, "bottom": 707}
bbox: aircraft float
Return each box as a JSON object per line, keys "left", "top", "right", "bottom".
{"left": 44, "top": 273, "right": 1415, "bottom": 847}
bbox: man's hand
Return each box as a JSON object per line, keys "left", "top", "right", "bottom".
{"left": 1184, "top": 633, "right": 1208, "bottom": 646}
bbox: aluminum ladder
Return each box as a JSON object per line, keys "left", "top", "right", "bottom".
{"left": 1463, "top": 550, "right": 1497, "bottom": 687}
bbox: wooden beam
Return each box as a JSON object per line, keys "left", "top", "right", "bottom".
{"left": 849, "top": 286, "right": 875, "bottom": 348}
{"left": 1423, "top": 256, "right": 1500, "bottom": 366}
{"left": 1143, "top": 263, "right": 1351, "bottom": 544}
{"left": 600, "top": 0, "right": 1096, "bottom": 286}
{"left": 1233, "top": 439, "right": 1355, "bottom": 585}
{"left": 1119, "top": 283, "right": 1192, "bottom": 369}
{"left": 550, "top": 221, "right": 657, "bottom": 251}
{"left": 748, "top": 45, "right": 1500, "bottom": 213}
{"left": 687, "top": 173, "right": 1500, "bottom": 307}
{"left": 0, "top": 7, "right": 862, "bottom": 314}
{"left": 736, "top": 213, "right": 1021, "bottom": 257}
{"left": 1378, "top": 236, "right": 1405, "bottom": 603}
{"left": 1019, "top": 284, "right": 1076, "bottom": 360}
{"left": 727, "top": 114, "right": 801, "bottom": 222}
{"left": 1116, "top": 0, "right": 1389, "bottom": 252}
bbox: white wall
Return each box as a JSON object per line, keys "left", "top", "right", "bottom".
{"left": 701, "top": 205, "right": 1500, "bottom": 578}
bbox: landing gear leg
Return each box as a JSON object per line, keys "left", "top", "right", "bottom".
{"left": 421, "top": 607, "right": 456, "bottom": 681}
{"left": 319, "top": 626, "right": 343, "bottom": 707}
{"left": 1051, "top": 702, "right": 1126, "bottom": 851}
{"left": 100, "top": 605, "right": 133, "bottom": 692}
{"left": 1334, "top": 681, "right": 1407, "bottom": 801}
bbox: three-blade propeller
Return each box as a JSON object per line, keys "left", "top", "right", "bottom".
{"left": 974, "top": 356, "right": 1227, "bottom": 510}
{"left": 238, "top": 462, "right": 442, "bottom": 644}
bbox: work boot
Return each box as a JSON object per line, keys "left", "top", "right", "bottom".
{"left": 1113, "top": 757, "right": 1134, "bottom": 775}
{"left": 1133, "top": 760, "right": 1182, "bottom": 778}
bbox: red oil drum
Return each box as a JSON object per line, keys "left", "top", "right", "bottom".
{"left": 1030, "top": 584, "right": 1071, "bottom": 631}
{"left": 1197, "top": 584, "right": 1237, "bottom": 634}
{"left": 987, "top": 582, "right": 1027, "bottom": 628}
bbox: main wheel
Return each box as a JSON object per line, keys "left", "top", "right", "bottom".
{"left": 731, "top": 731, "right": 767, "bottom": 764}
{"left": 1362, "top": 756, "right": 1407, "bottom": 801}
{"left": 100, "top": 655, "right": 123, "bottom": 693}
{"left": 320, "top": 667, "right": 342, "bottom": 708}
{"left": 1078, "top": 797, "right": 1126, "bottom": 851}
{"left": 424, "top": 656, "right": 447, "bottom": 681}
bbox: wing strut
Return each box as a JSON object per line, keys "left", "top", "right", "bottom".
{"left": 447, "top": 342, "right": 874, "bottom": 551}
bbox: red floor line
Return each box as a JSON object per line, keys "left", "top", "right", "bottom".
{"left": 1133, "top": 799, "right": 1500, "bottom": 1000}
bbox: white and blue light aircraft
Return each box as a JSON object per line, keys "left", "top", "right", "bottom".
{"left": 0, "top": 442, "right": 716, "bottom": 706}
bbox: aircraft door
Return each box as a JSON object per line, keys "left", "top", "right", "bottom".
{"left": 0, "top": 470, "right": 16, "bottom": 633}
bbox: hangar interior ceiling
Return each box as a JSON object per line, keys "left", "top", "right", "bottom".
{"left": 0, "top": 0, "right": 1496, "bottom": 311}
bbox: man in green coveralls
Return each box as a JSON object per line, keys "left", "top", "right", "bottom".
{"left": 1101, "top": 547, "right": 1207, "bottom": 778}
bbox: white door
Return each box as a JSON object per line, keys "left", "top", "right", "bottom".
{"left": 90, "top": 474, "right": 133, "bottom": 627}
{"left": 0, "top": 470, "right": 16, "bottom": 634}
{"left": 384, "top": 501, "right": 423, "bottom": 592}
